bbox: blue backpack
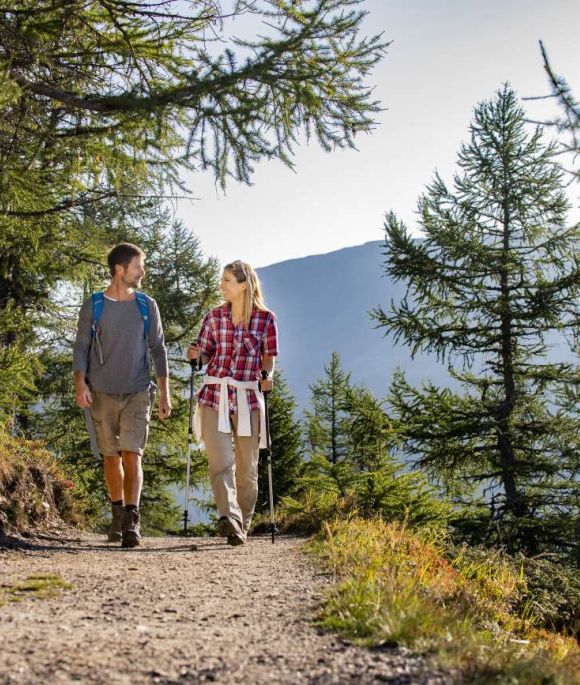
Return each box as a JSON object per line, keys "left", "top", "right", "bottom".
{"left": 90, "top": 291, "right": 150, "bottom": 341}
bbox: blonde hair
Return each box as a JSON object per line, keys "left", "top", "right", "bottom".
{"left": 223, "top": 260, "right": 266, "bottom": 328}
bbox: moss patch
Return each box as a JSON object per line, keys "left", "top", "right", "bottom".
{"left": 0, "top": 424, "right": 85, "bottom": 535}
{"left": 0, "top": 573, "right": 72, "bottom": 605}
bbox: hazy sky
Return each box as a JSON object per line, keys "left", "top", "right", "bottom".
{"left": 176, "top": 0, "right": 580, "bottom": 268}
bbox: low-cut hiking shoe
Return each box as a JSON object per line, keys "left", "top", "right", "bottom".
{"left": 107, "top": 503, "right": 124, "bottom": 543}
{"left": 217, "top": 516, "right": 245, "bottom": 546}
{"left": 121, "top": 507, "right": 141, "bottom": 548}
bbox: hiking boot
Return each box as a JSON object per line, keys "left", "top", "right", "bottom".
{"left": 107, "top": 503, "right": 124, "bottom": 543}
{"left": 217, "top": 516, "right": 245, "bottom": 546}
{"left": 121, "top": 507, "right": 141, "bottom": 548}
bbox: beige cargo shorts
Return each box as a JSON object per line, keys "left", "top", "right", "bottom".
{"left": 90, "top": 388, "right": 152, "bottom": 456}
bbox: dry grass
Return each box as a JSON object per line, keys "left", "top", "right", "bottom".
{"left": 0, "top": 424, "right": 83, "bottom": 535}
{"left": 309, "top": 518, "right": 580, "bottom": 685}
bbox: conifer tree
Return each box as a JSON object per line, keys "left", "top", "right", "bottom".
{"left": 374, "top": 85, "right": 580, "bottom": 555}
{"left": 1, "top": 1, "right": 386, "bottom": 187}
{"left": 535, "top": 41, "right": 579, "bottom": 181}
{"left": 345, "top": 385, "right": 393, "bottom": 470}
{"left": 305, "top": 352, "right": 352, "bottom": 465}
{"left": 0, "top": 0, "right": 388, "bottom": 415}
{"left": 256, "top": 371, "right": 304, "bottom": 513}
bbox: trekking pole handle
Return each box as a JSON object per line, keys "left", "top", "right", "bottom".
{"left": 261, "top": 369, "right": 272, "bottom": 395}
{"left": 189, "top": 342, "right": 203, "bottom": 372}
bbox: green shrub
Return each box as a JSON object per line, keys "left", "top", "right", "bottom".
{"left": 518, "top": 557, "right": 580, "bottom": 637}
{"left": 259, "top": 452, "right": 452, "bottom": 537}
{"left": 0, "top": 424, "right": 87, "bottom": 535}
{"left": 253, "top": 488, "right": 349, "bottom": 536}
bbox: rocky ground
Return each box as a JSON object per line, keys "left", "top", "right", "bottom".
{"left": 0, "top": 533, "right": 450, "bottom": 684}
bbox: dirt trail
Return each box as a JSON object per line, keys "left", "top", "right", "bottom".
{"left": 0, "top": 533, "right": 449, "bottom": 684}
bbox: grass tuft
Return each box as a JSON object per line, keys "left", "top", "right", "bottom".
{"left": 308, "top": 518, "right": 580, "bottom": 685}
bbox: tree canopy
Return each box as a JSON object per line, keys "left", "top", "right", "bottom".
{"left": 0, "top": 0, "right": 388, "bottom": 420}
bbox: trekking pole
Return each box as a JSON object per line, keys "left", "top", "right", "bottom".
{"left": 183, "top": 349, "right": 198, "bottom": 534}
{"left": 261, "top": 370, "right": 276, "bottom": 544}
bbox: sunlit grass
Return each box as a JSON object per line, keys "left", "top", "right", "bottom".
{"left": 308, "top": 518, "right": 580, "bottom": 685}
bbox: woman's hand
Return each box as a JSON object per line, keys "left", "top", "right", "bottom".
{"left": 260, "top": 371, "right": 274, "bottom": 393}
{"left": 187, "top": 343, "right": 200, "bottom": 361}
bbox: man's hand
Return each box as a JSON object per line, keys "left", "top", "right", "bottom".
{"left": 158, "top": 394, "right": 172, "bottom": 420}
{"left": 75, "top": 382, "right": 93, "bottom": 408}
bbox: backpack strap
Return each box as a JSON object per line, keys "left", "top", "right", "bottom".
{"left": 135, "top": 291, "right": 149, "bottom": 338}
{"left": 91, "top": 291, "right": 149, "bottom": 340}
{"left": 90, "top": 292, "right": 105, "bottom": 341}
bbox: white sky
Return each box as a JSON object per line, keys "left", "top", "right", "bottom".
{"left": 176, "top": 0, "right": 580, "bottom": 268}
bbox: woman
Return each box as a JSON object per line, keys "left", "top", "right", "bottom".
{"left": 187, "top": 260, "right": 278, "bottom": 546}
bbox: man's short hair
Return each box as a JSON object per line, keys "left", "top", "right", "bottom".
{"left": 107, "top": 243, "right": 145, "bottom": 278}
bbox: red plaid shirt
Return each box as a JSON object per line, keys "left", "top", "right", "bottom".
{"left": 196, "top": 305, "right": 279, "bottom": 413}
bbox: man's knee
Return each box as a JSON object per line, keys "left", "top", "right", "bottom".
{"left": 121, "top": 451, "right": 142, "bottom": 473}
{"left": 103, "top": 454, "right": 122, "bottom": 469}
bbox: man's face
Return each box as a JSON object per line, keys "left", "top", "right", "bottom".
{"left": 121, "top": 256, "right": 145, "bottom": 289}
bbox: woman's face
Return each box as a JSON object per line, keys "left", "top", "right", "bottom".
{"left": 220, "top": 269, "right": 246, "bottom": 302}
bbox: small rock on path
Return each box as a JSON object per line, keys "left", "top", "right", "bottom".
{"left": 0, "top": 534, "right": 449, "bottom": 684}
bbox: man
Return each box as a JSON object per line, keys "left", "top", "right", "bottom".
{"left": 73, "top": 243, "right": 171, "bottom": 548}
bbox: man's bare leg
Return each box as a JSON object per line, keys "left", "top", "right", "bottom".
{"left": 103, "top": 454, "right": 124, "bottom": 501}
{"left": 121, "top": 451, "right": 142, "bottom": 505}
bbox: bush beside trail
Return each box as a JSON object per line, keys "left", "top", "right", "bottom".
{"left": 0, "top": 425, "right": 86, "bottom": 539}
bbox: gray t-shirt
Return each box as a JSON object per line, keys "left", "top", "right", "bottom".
{"left": 73, "top": 293, "right": 168, "bottom": 394}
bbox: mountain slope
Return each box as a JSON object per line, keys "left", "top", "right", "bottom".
{"left": 257, "top": 241, "right": 450, "bottom": 408}
{"left": 258, "top": 240, "right": 575, "bottom": 411}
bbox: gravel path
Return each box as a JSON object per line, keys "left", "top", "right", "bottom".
{"left": 0, "top": 533, "right": 449, "bottom": 685}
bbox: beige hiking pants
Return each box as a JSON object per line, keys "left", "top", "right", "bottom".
{"left": 199, "top": 404, "right": 260, "bottom": 537}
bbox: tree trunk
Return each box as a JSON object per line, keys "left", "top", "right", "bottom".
{"left": 331, "top": 377, "right": 337, "bottom": 465}
{"left": 497, "top": 199, "right": 536, "bottom": 553}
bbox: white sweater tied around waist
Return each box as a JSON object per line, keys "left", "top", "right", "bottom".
{"left": 194, "top": 375, "right": 268, "bottom": 449}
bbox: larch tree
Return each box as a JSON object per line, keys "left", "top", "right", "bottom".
{"left": 374, "top": 85, "right": 580, "bottom": 555}
{"left": 305, "top": 351, "right": 352, "bottom": 466}
{"left": 532, "top": 41, "right": 580, "bottom": 181}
